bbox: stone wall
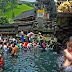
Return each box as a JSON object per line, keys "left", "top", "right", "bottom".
{"left": 56, "top": 13, "right": 72, "bottom": 52}
{"left": 0, "top": 21, "right": 33, "bottom": 35}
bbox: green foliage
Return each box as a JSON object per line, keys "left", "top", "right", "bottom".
{"left": 0, "top": 0, "right": 19, "bottom": 18}
{"left": 0, "top": 17, "right": 9, "bottom": 25}
{"left": 0, "top": 0, "right": 6, "bottom": 13}
{"left": 12, "top": 12, "right": 15, "bottom": 19}
{"left": 25, "top": 2, "right": 33, "bottom": 7}
{"left": 0, "top": 4, "right": 34, "bottom": 19}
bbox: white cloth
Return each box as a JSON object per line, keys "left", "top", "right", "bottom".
{"left": 27, "top": 32, "right": 34, "bottom": 37}
{"left": 3, "top": 45, "right": 8, "bottom": 52}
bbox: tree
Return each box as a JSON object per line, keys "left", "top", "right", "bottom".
{"left": 10, "top": 0, "right": 18, "bottom": 19}
{"left": 0, "top": 17, "right": 9, "bottom": 25}
{"left": 0, "top": 0, "right": 6, "bottom": 13}
{"left": 0, "top": 0, "right": 11, "bottom": 13}
{"left": 25, "top": 2, "right": 33, "bottom": 7}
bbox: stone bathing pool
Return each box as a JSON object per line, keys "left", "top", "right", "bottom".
{"left": 1, "top": 48, "right": 57, "bottom": 72}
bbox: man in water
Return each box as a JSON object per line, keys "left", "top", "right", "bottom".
{"left": 11, "top": 44, "right": 19, "bottom": 56}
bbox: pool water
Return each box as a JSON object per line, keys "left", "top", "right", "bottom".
{"left": 2, "top": 48, "right": 57, "bottom": 72}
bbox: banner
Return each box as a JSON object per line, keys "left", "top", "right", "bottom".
{"left": 37, "top": 9, "right": 44, "bottom": 18}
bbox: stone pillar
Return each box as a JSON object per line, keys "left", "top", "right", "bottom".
{"left": 37, "top": 17, "right": 43, "bottom": 29}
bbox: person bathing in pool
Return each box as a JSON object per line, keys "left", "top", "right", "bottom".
{"left": 63, "top": 41, "right": 72, "bottom": 67}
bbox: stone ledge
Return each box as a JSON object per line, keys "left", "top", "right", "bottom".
{"left": 57, "top": 13, "right": 72, "bottom": 17}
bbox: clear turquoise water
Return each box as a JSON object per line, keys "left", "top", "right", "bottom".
{"left": 2, "top": 49, "right": 57, "bottom": 72}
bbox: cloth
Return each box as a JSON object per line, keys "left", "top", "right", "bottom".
{"left": 17, "top": 44, "right": 20, "bottom": 49}
{"left": 27, "top": 32, "right": 34, "bottom": 37}
{"left": 21, "top": 35, "right": 24, "bottom": 42}
{"left": 69, "top": 51, "right": 72, "bottom": 54}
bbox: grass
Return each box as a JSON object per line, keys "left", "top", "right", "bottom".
{"left": 0, "top": 4, "right": 34, "bottom": 19}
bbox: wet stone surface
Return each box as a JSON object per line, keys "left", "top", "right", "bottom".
{"left": 2, "top": 49, "right": 57, "bottom": 72}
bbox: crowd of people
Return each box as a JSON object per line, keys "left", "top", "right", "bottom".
{"left": 0, "top": 31, "right": 48, "bottom": 68}
{"left": 0, "top": 30, "right": 71, "bottom": 68}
